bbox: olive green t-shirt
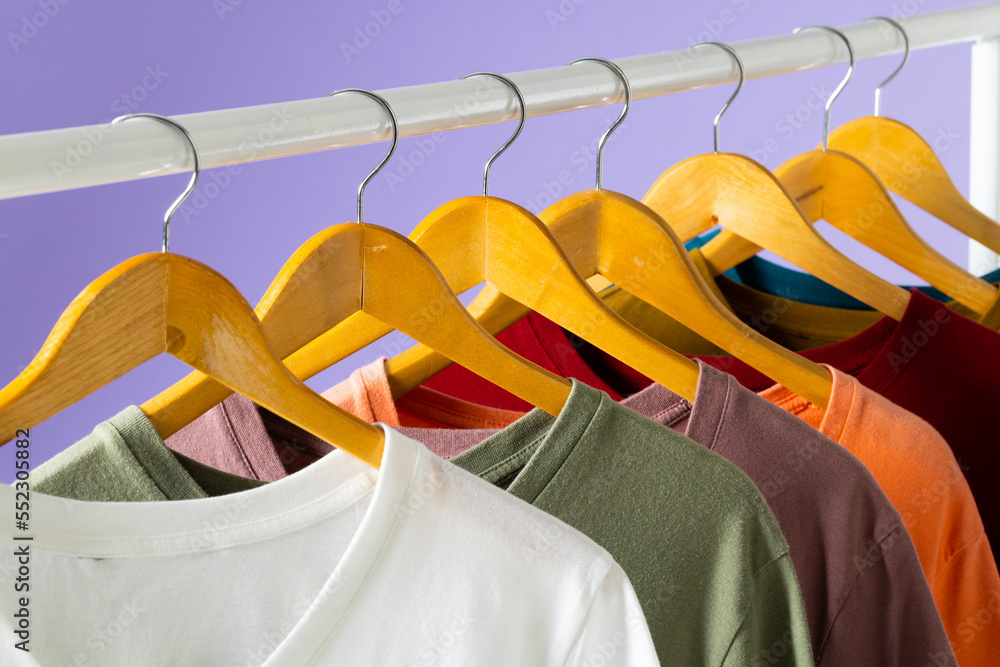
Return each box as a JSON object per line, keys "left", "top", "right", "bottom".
{"left": 34, "top": 405, "right": 263, "bottom": 501}
{"left": 35, "top": 383, "right": 814, "bottom": 666}
{"left": 443, "top": 381, "right": 813, "bottom": 666}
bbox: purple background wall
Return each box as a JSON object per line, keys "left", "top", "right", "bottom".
{"left": 0, "top": 0, "right": 987, "bottom": 475}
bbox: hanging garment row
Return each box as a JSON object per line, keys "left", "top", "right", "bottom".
{"left": 2, "top": 17, "right": 1000, "bottom": 667}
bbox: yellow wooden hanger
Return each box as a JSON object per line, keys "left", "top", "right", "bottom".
{"left": 641, "top": 43, "right": 911, "bottom": 320}
{"left": 272, "top": 72, "right": 701, "bottom": 402}
{"left": 395, "top": 55, "right": 833, "bottom": 405}
{"left": 0, "top": 114, "right": 384, "bottom": 467}
{"left": 142, "top": 91, "right": 572, "bottom": 438}
{"left": 699, "top": 25, "right": 998, "bottom": 316}
{"left": 828, "top": 17, "right": 1000, "bottom": 258}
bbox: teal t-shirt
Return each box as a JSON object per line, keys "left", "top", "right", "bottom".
{"left": 685, "top": 230, "right": 1000, "bottom": 309}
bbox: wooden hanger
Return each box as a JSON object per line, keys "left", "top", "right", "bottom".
{"left": 828, "top": 17, "right": 1000, "bottom": 257}
{"left": 348, "top": 73, "right": 701, "bottom": 401}
{"left": 380, "top": 60, "right": 833, "bottom": 406}
{"left": 254, "top": 73, "right": 700, "bottom": 403}
{"left": 143, "top": 91, "right": 572, "bottom": 438}
{"left": 696, "top": 26, "right": 997, "bottom": 316}
{"left": 446, "top": 56, "right": 834, "bottom": 404}
{"left": 0, "top": 114, "right": 384, "bottom": 468}
{"left": 641, "top": 39, "right": 912, "bottom": 321}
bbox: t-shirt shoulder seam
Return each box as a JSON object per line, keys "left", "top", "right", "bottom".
{"left": 218, "top": 398, "right": 265, "bottom": 480}
{"left": 941, "top": 528, "right": 992, "bottom": 569}
{"left": 815, "top": 521, "right": 905, "bottom": 661}
{"left": 559, "top": 555, "right": 618, "bottom": 667}
{"left": 719, "top": 551, "right": 797, "bottom": 665}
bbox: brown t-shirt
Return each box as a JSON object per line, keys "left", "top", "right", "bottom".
{"left": 165, "top": 361, "right": 955, "bottom": 666}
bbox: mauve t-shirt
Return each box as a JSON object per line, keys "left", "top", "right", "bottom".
{"left": 164, "top": 361, "right": 955, "bottom": 666}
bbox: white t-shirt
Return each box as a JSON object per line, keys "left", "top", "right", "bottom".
{"left": 0, "top": 425, "right": 657, "bottom": 666}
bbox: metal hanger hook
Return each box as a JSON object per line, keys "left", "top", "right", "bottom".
{"left": 327, "top": 88, "right": 399, "bottom": 223}
{"left": 459, "top": 72, "right": 526, "bottom": 197}
{"left": 692, "top": 42, "right": 745, "bottom": 153}
{"left": 567, "top": 57, "right": 631, "bottom": 191}
{"left": 111, "top": 113, "right": 200, "bottom": 253}
{"left": 864, "top": 16, "right": 909, "bottom": 117}
{"left": 794, "top": 25, "right": 855, "bottom": 150}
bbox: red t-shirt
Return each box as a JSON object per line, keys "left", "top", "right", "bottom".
{"left": 421, "top": 289, "right": 1000, "bottom": 558}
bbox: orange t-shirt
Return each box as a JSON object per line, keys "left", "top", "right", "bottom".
{"left": 761, "top": 367, "right": 1000, "bottom": 664}
{"left": 321, "top": 360, "right": 520, "bottom": 430}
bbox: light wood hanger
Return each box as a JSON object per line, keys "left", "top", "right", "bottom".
{"left": 251, "top": 73, "right": 700, "bottom": 403}
{"left": 357, "top": 72, "right": 701, "bottom": 401}
{"left": 828, "top": 17, "right": 1000, "bottom": 258}
{"left": 641, "top": 42, "right": 911, "bottom": 320}
{"left": 698, "top": 25, "right": 997, "bottom": 316}
{"left": 374, "top": 60, "right": 836, "bottom": 408}
{"left": 0, "top": 114, "right": 384, "bottom": 467}
{"left": 142, "top": 90, "right": 572, "bottom": 439}
{"left": 403, "top": 54, "right": 832, "bottom": 405}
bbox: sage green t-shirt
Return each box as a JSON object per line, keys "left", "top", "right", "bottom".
{"left": 35, "top": 383, "right": 814, "bottom": 666}
{"left": 34, "top": 406, "right": 263, "bottom": 501}
{"left": 445, "top": 381, "right": 812, "bottom": 666}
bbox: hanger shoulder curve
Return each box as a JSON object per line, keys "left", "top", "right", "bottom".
{"left": 357, "top": 223, "right": 573, "bottom": 414}
{"left": 1, "top": 252, "right": 384, "bottom": 465}
{"left": 144, "top": 220, "right": 572, "bottom": 437}
{"left": 642, "top": 152, "right": 911, "bottom": 320}
{"left": 590, "top": 189, "right": 832, "bottom": 407}
{"left": 142, "top": 225, "right": 368, "bottom": 437}
{"left": 775, "top": 148, "right": 998, "bottom": 315}
{"left": 382, "top": 195, "right": 701, "bottom": 401}
{"left": 829, "top": 117, "right": 1000, "bottom": 256}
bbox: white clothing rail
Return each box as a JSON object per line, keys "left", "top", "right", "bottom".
{"left": 2, "top": 3, "right": 1000, "bottom": 268}
{"left": 970, "top": 35, "right": 1000, "bottom": 274}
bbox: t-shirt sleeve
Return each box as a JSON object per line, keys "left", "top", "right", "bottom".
{"left": 820, "top": 524, "right": 957, "bottom": 665}
{"left": 721, "top": 554, "right": 815, "bottom": 667}
{"left": 562, "top": 561, "right": 660, "bottom": 667}
{"left": 934, "top": 531, "right": 1000, "bottom": 664}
